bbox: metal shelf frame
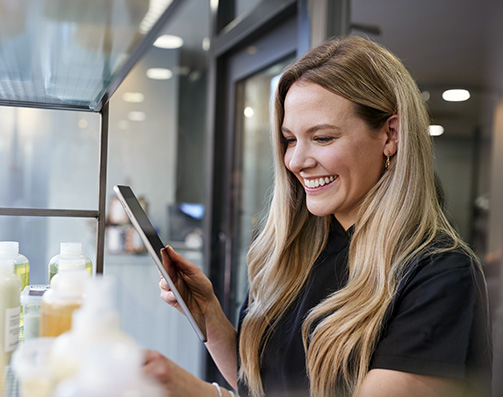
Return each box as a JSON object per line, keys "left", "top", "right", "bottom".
{"left": 0, "top": 0, "right": 184, "bottom": 274}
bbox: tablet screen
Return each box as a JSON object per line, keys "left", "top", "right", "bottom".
{"left": 113, "top": 185, "right": 207, "bottom": 342}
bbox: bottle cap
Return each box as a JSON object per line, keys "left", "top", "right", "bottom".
{"left": 0, "top": 241, "right": 19, "bottom": 255}
{"left": 60, "top": 243, "right": 82, "bottom": 257}
{"left": 0, "top": 257, "right": 15, "bottom": 273}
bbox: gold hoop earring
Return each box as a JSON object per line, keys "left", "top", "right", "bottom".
{"left": 385, "top": 156, "right": 391, "bottom": 172}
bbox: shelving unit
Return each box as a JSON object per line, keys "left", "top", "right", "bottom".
{"left": 0, "top": 0, "right": 184, "bottom": 273}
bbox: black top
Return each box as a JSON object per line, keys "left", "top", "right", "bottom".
{"left": 237, "top": 220, "right": 492, "bottom": 396}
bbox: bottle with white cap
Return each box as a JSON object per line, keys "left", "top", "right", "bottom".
{"left": 48, "top": 243, "right": 92, "bottom": 282}
{"left": 0, "top": 257, "right": 21, "bottom": 365}
{"left": 39, "top": 256, "right": 90, "bottom": 337}
{"left": 0, "top": 241, "right": 30, "bottom": 294}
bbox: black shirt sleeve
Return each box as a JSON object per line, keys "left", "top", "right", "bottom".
{"left": 371, "top": 250, "right": 492, "bottom": 396}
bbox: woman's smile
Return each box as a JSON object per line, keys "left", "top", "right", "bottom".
{"left": 303, "top": 175, "right": 337, "bottom": 189}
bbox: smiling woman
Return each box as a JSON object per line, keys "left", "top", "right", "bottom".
{"left": 281, "top": 81, "right": 398, "bottom": 229}
{"left": 143, "top": 35, "right": 492, "bottom": 397}
{"left": 236, "top": 35, "right": 492, "bottom": 396}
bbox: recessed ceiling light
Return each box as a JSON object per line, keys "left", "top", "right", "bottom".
{"left": 128, "top": 111, "right": 146, "bottom": 122}
{"left": 153, "top": 35, "right": 184, "bottom": 49}
{"left": 442, "top": 89, "right": 470, "bottom": 102}
{"left": 428, "top": 125, "right": 445, "bottom": 136}
{"left": 146, "top": 68, "right": 173, "bottom": 80}
{"left": 122, "top": 92, "right": 145, "bottom": 103}
{"left": 202, "top": 37, "right": 210, "bottom": 51}
{"left": 244, "top": 107, "right": 254, "bottom": 118}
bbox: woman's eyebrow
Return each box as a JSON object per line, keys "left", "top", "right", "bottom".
{"left": 281, "top": 124, "right": 341, "bottom": 134}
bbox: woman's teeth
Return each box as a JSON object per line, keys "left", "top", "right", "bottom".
{"left": 304, "top": 176, "right": 335, "bottom": 188}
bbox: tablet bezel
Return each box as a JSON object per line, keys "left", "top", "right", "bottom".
{"left": 113, "top": 184, "right": 207, "bottom": 342}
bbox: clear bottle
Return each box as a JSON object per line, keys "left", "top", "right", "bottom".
{"left": 49, "top": 276, "right": 137, "bottom": 383}
{"left": 0, "top": 241, "right": 30, "bottom": 296}
{"left": 39, "top": 257, "right": 90, "bottom": 337}
{"left": 0, "top": 257, "right": 22, "bottom": 365}
{"left": 20, "top": 285, "right": 50, "bottom": 340}
{"left": 48, "top": 243, "right": 92, "bottom": 282}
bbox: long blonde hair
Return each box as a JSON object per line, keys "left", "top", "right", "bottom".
{"left": 238, "top": 36, "right": 473, "bottom": 396}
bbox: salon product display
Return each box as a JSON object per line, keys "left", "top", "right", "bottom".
{"left": 48, "top": 243, "right": 92, "bottom": 282}
{"left": 12, "top": 276, "right": 163, "bottom": 397}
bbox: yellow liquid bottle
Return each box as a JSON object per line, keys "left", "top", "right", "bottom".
{"left": 48, "top": 242, "right": 93, "bottom": 282}
{"left": 39, "top": 299, "right": 83, "bottom": 337}
{"left": 40, "top": 256, "right": 90, "bottom": 338}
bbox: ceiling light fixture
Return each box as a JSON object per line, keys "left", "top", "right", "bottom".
{"left": 202, "top": 37, "right": 210, "bottom": 51}
{"left": 146, "top": 68, "right": 173, "bottom": 80}
{"left": 140, "top": 0, "right": 173, "bottom": 34}
{"left": 428, "top": 125, "right": 445, "bottom": 136}
{"left": 244, "top": 107, "right": 254, "bottom": 118}
{"left": 442, "top": 89, "right": 470, "bottom": 102}
{"left": 122, "top": 92, "right": 145, "bottom": 103}
{"left": 153, "top": 34, "right": 184, "bottom": 49}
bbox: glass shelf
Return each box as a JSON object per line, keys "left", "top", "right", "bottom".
{"left": 0, "top": 0, "right": 176, "bottom": 112}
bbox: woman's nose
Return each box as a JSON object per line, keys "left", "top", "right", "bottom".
{"left": 286, "top": 143, "right": 316, "bottom": 173}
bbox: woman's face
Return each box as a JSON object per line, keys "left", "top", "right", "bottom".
{"left": 282, "top": 81, "right": 391, "bottom": 230}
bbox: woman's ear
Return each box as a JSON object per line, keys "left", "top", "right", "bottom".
{"left": 383, "top": 114, "right": 399, "bottom": 157}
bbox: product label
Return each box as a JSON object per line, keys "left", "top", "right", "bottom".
{"left": 5, "top": 306, "right": 20, "bottom": 352}
{"left": 29, "top": 285, "right": 50, "bottom": 297}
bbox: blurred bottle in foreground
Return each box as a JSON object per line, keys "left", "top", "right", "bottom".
{"left": 40, "top": 256, "right": 90, "bottom": 337}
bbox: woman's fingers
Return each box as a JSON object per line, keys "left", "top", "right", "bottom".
{"left": 165, "top": 246, "right": 200, "bottom": 274}
{"left": 159, "top": 277, "right": 169, "bottom": 291}
{"left": 143, "top": 349, "right": 174, "bottom": 384}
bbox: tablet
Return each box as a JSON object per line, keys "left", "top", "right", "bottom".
{"left": 113, "top": 185, "right": 207, "bottom": 342}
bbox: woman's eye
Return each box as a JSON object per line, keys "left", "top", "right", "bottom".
{"left": 314, "top": 136, "right": 333, "bottom": 143}
{"left": 282, "top": 137, "right": 296, "bottom": 146}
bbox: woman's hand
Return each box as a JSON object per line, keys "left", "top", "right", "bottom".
{"left": 159, "top": 246, "right": 239, "bottom": 389}
{"left": 143, "top": 349, "right": 217, "bottom": 397}
{"left": 159, "top": 246, "right": 215, "bottom": 332}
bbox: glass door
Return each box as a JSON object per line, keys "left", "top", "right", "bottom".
{"left": 232, "top": 60, "right": 293, "bottom": 320}
{"left": 224, "top": 16, "right": 298, "bottom": 323}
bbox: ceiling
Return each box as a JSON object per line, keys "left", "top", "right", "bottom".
{"left": 144, "top": 0, "right": 498, "bottom": 139}
{"left": 351, "top": 0, "right": 500, "bottom": 138}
